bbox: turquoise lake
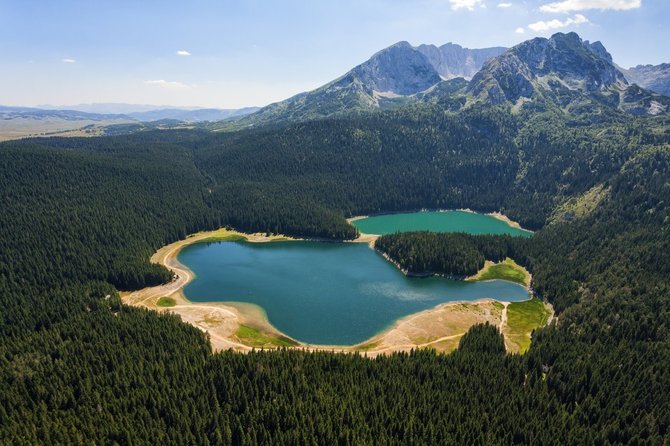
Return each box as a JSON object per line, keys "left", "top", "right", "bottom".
{"left": 180, "top": 240, "right": 529, "bottom": 345}
{"left": 352, "top": 210, "right": 532, "bottom": 237}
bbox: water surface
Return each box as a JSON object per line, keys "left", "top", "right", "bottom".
{"left": 180, "top": 240, "right": 529, "bottom": 345}
{"left": 352, "top": 210, "right": 532, "bottom": 237}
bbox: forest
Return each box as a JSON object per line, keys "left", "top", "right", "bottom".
{"left": 0, "top": 103, "right": 669, "bottom": 444}
{"left": 375, "top": 232, "right": 522, "bottom": 277}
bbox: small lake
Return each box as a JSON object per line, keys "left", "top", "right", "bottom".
{"left": 352, "top": 210, "right": 532, "bottom": 237}
{"left": 180, "top": 240, "right": 529, "bottom": 345}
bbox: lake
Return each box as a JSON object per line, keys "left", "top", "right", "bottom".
{"left": 351, "top": 210, "right": 532, "bottom": 237}
{"left": 179, "top": 240, "right": 529, "bottom": 345}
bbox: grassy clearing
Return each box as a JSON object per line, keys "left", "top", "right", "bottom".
{"left": 236, "top": 324, "right": 298, "bottom": 348}
{"left": 199, "top": 233, "right": 247, "bottom": 243}
{"left": 550, "top": 184, "right": 609, "bottom": 224}
{"left": 156, "top": 296, "right": 176, "bottom": 307}
{"left": 427, "top": 336, "right": 463, "bottom": 353}
{"left": 472, "top": 258, "right": 529, "bottom": 286}
{"left": 356, "top": 341, "right": 381, "bottom": 352}
{"left": 505, "top": 298, "right": 551, "bottom": 353}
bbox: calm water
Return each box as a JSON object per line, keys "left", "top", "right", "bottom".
{"left": 352, "top": 210, "right": 532, "bottom": 237}
{"left": 180, "top": 240, "right": 529, "bottom": 345}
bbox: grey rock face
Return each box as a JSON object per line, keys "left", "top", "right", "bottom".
{"left": 417, "top": 43, "right": 507, "bottom": 80}
{"left": 583, "top": 40, "right": 613, "bottom": 63}
{"left": 237, "top": 40, "right": 505, "bottom": 126}
{"left": 338, "top": 41, "right": 442, "bottom": 96}
{"left": 622, "top": 63, "right": 670, "bottom": 97}
{"left": 468, "top": 32, "right": 629, "bottom": 105}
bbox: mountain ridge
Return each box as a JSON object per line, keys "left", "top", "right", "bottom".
{"left": 232, "top": 40, "right": 506, "bottom": 128}
{"left": 467, "top": 32, "right": 669, "bottom": 116}
{"left": 230, "top": 33, "right": 668, "bottom": 129}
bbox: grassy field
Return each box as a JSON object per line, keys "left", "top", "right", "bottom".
{"left": 236, "top": 324, "right": 298, "bottom": 348}
{"left": 156, "top": 296, "right": 177, "bottom": 307}
{"left": 505, "top": 298, "right": 551, "bottom": 353}
{"left": 471, "top": 258, "right": 529, "bottom": 286}
{"left": 356, "top": 341, "right": 381, "bottom": 352}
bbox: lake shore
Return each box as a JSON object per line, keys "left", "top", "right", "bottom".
{"left": 486, "top": 211, "right": 530, "bottom": 232}
{"left": 120, "top": 228, "right": 299, "bottom": 351}
{"left": 348, "top": 208, "right": 533, "bottom": 236}
{"left": 121, "top": 224, "right": 549, "bottom": 355}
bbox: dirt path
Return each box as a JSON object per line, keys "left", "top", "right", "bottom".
{"left": 120, "top": 229, "right": 297, "bottom": 352}
{"left": 499, "top": 302, "right": 509, "bottom": 333}
{"left": 123, "top": 240, "right": 194, "bottom": 307}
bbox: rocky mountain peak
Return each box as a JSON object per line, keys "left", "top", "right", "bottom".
{"left": 467, "top": 32, "right": 628, "bottom": 106}
{"left": 340, "top": 41, "right": 441, "bottom": 96}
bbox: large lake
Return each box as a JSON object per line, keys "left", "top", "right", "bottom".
{"left": 180, "top": 240, "right": 529, "bottom": 345}
{"left": 352, "top": 210, "right": 532, "bottom": 237}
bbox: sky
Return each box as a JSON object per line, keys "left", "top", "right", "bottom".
{"left": 1, "top": 0, "right": 668, "bottom": 109}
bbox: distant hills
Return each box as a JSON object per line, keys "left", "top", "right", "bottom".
{"left": 0, "top": 104, "right": 259, "bottom": 141}
{"left": 125, "top": 107, "right": 260, "bottom": 122}
{"left": 32, "top": 103, "right": 260, "bottom": 122}
{"left": 0, "top": 106, "right": 136, "bottom": 142}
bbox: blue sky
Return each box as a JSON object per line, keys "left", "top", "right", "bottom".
{"left": 1, "top": 0, "right": 667, "bottom": 108}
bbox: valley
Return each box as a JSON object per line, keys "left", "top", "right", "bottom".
{"left": 2, "top": 19, "right": 670, "bottom": 443}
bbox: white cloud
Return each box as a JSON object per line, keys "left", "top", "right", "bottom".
{"left": 528, "top": 13, "right": 589, "bottom": 31}
{"left": 540, "top": 0, "right": 640, "bottom": 13}
{"left": 176, "top": 50, "right": 191, "bottom": 56}
{"left": 143, "top": 79, "right": 194, "bottom": 90}
{"left": 515, "top": 27, "right": 526, "bottom": 33}
{"left": 449, "top": 0, "right": 484, "bottom": 11}
{"left": 61, "top": 58, "right": 76, "bottom": 64}
{"left": 498, "top": 2, "right": 513, "bottom": 7}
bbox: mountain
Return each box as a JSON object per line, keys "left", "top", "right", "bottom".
{"left": 467, "top": 32, "right": 669, "bottom": 116}
{"left": 233, "top": 41, "right": 505, "bottom": 127}
{"left": 621, "top": 63, "right": 670, "bottom": 97}
{"left": 229, "top": 33, "right": 669, "bottom": 129}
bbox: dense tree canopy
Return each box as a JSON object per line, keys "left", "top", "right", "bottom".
{"left": 0, "top": 105, "right": 669, "bottom": 444}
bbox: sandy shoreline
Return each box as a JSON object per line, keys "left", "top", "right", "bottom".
{"left": 122, "top": 216, "right": 543, "bottom": 355}
{"left": 486, "top": 211, "right": 530, "bottom": 232}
